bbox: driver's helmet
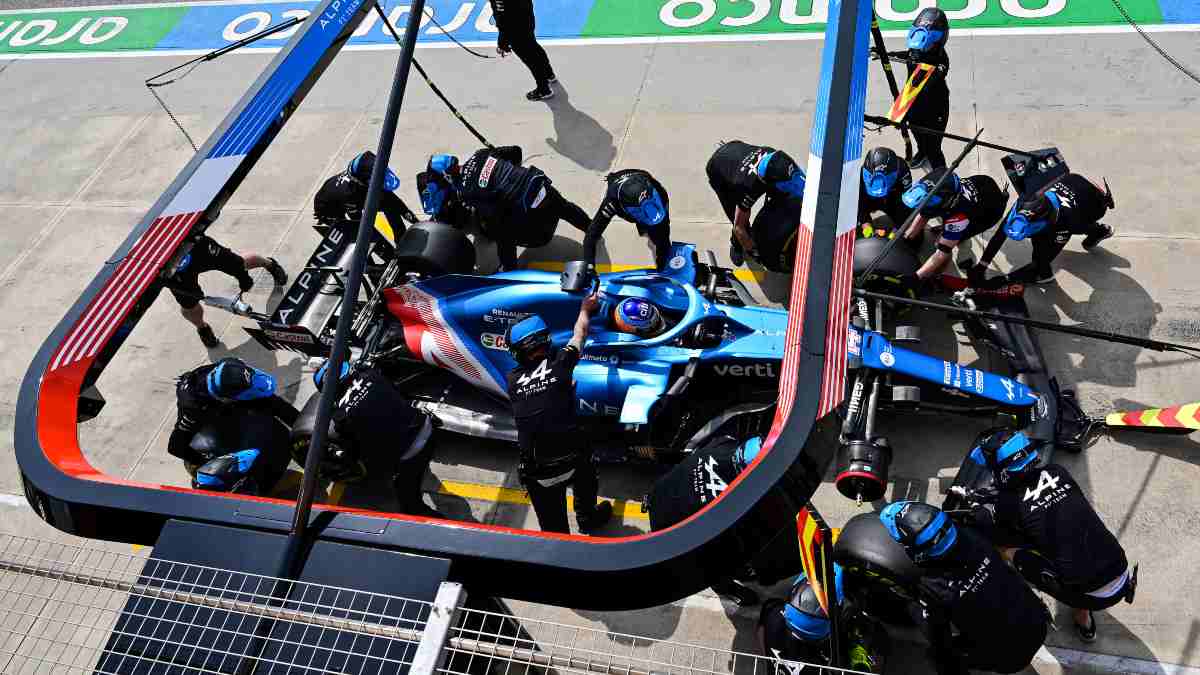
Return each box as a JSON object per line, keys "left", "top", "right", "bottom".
{"left": 879, "top": 501, "right": 958, "bottom": 565}
{"left": 755, "top": 150, "right": 806, "bottom": 198}
{"left": 192, "top": 449, "right": 262, "bottom": 494}
{"left": 206, "top": 358, "right": 276, "bottom": 402}
{"left": 614, "top": 172, "right": 667, "bottom": 227}
{"left": 1004, "top": 191, "right": 1060, "bottom": 241}
{"left": 969, "top": 428, "right": 1040, "bottom": 487}
{"left": 613, "top": 298, "right": 666, "bottom": 337}
{"left": 733, "top": 436, "right": 765, "bottom": 471}
{"left": 506, "top": 315, "right": 551, "bottom": 365}
{"left": 348, "top": 150, "right": 401, "bottom": 191}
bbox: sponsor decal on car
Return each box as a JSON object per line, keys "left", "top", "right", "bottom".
{"left": 264, "top": 328, "right": 315, "bottom": 344}
{"left": 712, "top": 363, "right": 776, "bottom": 377}
{"left": 481, "top": 332, "right": 507, "bottom": 350}
{"left": 879, "top": 351, "right": 895, "bottom": 368}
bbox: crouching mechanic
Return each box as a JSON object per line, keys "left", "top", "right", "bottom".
{"left": 309, "top": 359, "right": 441, "bottom": 516}
{"left": 881, "top": 501, "right": 1049, "bottom": 675}
{"left": 705, "top": 141, "right": 806, "bottom": 267}
{"left": 647, "top": 436, "right": 765, "bottom": 606}
{"left": 957, "top": 429, "right": 1136, "bottom": 642}
{"left": 971, "top": 173, "right": 1116, "bottom": 286}
{"left": 859, "top": 147, "right": 914, "bottom": 233}
{"left": 584, "top": 169, "right": 672, "bottom": 272}
{"left": 314, "top": 150, "right": 419, "bottom": 235}
{"left": 506, "top": 295, "right": 614, "bottom": 534}
{"left": 424, "top": 146, "right": 591, "bottom": 271}
{"left": 167, "top": 236, "right": 287, "bottom": 348}
{"left": 170, "top": 358, "right": 299, "bottom": 492}
{"left": 901, "top": 168, "right": 1008, "bottom": 288}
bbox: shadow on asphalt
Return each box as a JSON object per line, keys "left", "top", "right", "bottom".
{"left": 539, "top": 83, "right": 616, "bottom": 173}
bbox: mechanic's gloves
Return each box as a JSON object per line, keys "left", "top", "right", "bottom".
{"left": 238, "top": 271, "right": 255, "bottom": 294}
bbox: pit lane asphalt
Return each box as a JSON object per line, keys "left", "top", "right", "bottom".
{"left": 2, "top": 19, "right": 1200, "bottom": 674}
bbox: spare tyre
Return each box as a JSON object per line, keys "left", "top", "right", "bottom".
{"left": 834, "top": 512, "right": 921, "bottom": 588}
{"left": 853, "top": 235, "right": 919, "bottom": 280}
{"left": 394, "top": 221, "right": 475, "bottom": 277}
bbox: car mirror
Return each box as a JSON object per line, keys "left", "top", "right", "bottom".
{"left": 560, "top": 260, "right": 594, "bottom": 292}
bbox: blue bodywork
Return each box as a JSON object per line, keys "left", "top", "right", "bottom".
{"left": 385, "top": 244, "right": 786, "bottom": 425}
{"left": 849, "top": 324, "right": 1038, "bottom": 408}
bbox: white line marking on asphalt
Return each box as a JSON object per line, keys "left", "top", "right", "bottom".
{"left": 4, "top": 23, "right": 1200, "bottom": 61}
{"left": 0, "top": 493, "right": 27, "bottom": 507}
{"left": 1037, "top": 645, "right": 1200, "bottom": 675}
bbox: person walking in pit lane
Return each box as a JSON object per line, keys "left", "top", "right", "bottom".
{"left": 705, "top": 141, "right": 806, "bottom": 268}
{"left": 583, "top": 169, "right": 672, "bottom": 272}
{"left": 505, "top": 294, "right": 613, "bottom": 534}
{"left": 490, "top": 0, "right": 558, "bottom": 101}
{"left": 167, "top": 235, "right": 287, "bottom": 348}
{"left": 956, "top": 428, "right": 1136, "bottom": 643}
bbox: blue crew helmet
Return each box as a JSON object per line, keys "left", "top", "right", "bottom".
{"left": 206, "top": 358, "right": 276, "bottom": 402}
{"left": 880, "top": 501, "right": 958, "bottom": 564}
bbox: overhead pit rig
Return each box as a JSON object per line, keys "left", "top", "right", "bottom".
{"left": 15, "top": 0, "right": 871, "bottom": 612}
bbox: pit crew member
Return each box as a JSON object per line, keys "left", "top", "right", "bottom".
{"left": 505, "top": 295, "right": 614, "bottom": 534}
{"left": 167, "top": 236, "right": 287, "bottom": 348}
{"left": 881, "top": 501, "right": 1049, "bottom": 675}
{"left": 705, "top": 141, "right": 806, "bottom": 267}
{"left": 647, "top": 436, "right": 765, "bottom": 606}
{"left": 313, "top": 150, "right": 419, "bottom": 234}
{"left": 583, "top": 169, "right": 672, "bottom": 271}
{"left": 859, "top": 146, "right": 914, "bottom": 231}
{"left": 879, "top": 8, "right": 951, "bottom": 169}
{"left": 426, "top": 146, "right": 591, "bottom": 271}
{"left": 901, "top": 168, "right": 1008, "bottom": 285}
{"left": 956, "top": 428, "right": 1136, "bottom": 642}
{"left": 170, "top": 358, "right": 299, "bottom": 477}
{"left": 970, "top": 173, "right": 1116, "bottom": 285}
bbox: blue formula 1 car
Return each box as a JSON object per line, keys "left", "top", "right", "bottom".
{"left": 247, "top": 222, "right": 1050, "bottom": 470}
{"left": 249, "top": 223, "right": 784, "bottom": 464}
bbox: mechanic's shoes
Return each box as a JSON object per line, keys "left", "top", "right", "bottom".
{"left": 197, "top": 324, "right": 220, "bottom": 348}
{"left": 526, "top": 85, "right": 555, "bottom": 101}
{"left": 729, "top": 242, "right": 745, "bottom": 267}
{"left": 577, "top": 501, "right": 614, "bottom": 533}
{"left": 1075, "top": 611, "right": 1097, "bottom": 643}
{"left": 910, "top": 152, "right": 929, "bottom": 170}
{"left": 1082, "top": 223, "right": 1115, "bottom": 251}
{"left": 266, "top": 257, "right": 288, "bottom": 286}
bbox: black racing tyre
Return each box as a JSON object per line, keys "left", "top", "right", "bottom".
{"left": 289, "top": 392, "right": 350, "bottom": 467}
{"left": 393, "top": 221, "right": 475, "bottom": 277}
{"left": 852, "top": 234, "right": 920, "bottom": 281}
{"left": 834, "top": 512, "right": 921, "bottom": 591}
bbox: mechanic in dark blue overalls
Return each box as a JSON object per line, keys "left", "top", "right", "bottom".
{"left": 970, "top": 173, "right": 1116, "bottom": 285}
{"left": 900, "top": 168, "right": 1008, "bottom": 288}
{"left": 880, "top": 501, "right": 1049, "bottom": 675}
{"left": 170, "top": 358, "right": 298, "bottom": 491}
{"left": 705, "top": 141, "right": 806, "bottom": 268}
{"left": 314, "top": 150, "right": 419, "bottom": 234}
{"left": 505, "top": 295, "right": 613, "bottom": 534}
{"left": 583, "top": 170, "right": 672, "bottom": 272}
{"left": 422, "top": 147, "right": 590, "bottom": 272}
{"left": 859, "top": 146, "right": 914, "bottom": 233}
{"left": 956, "top": 429, "right": 1136, "bottom": 642}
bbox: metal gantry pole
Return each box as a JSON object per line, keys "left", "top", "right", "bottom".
{"left": 288, "top": 0, "right": 429, "bottom": 556}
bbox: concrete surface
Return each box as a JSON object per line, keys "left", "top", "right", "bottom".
{"left": 1, "top": 23, "right": 1199, "bottom": 675}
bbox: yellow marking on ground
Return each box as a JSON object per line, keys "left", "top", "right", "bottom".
{"left": 327, "top": 482, "right": 346, "bottom": 506}
{"left": 524, "top": 260, "right": 765, "bottom": 283}
{"left": 374, "top": 212, "right": 395, "bottom": 245}
{"left": 435, "top": 479, "right": 648, "bottom": 521}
